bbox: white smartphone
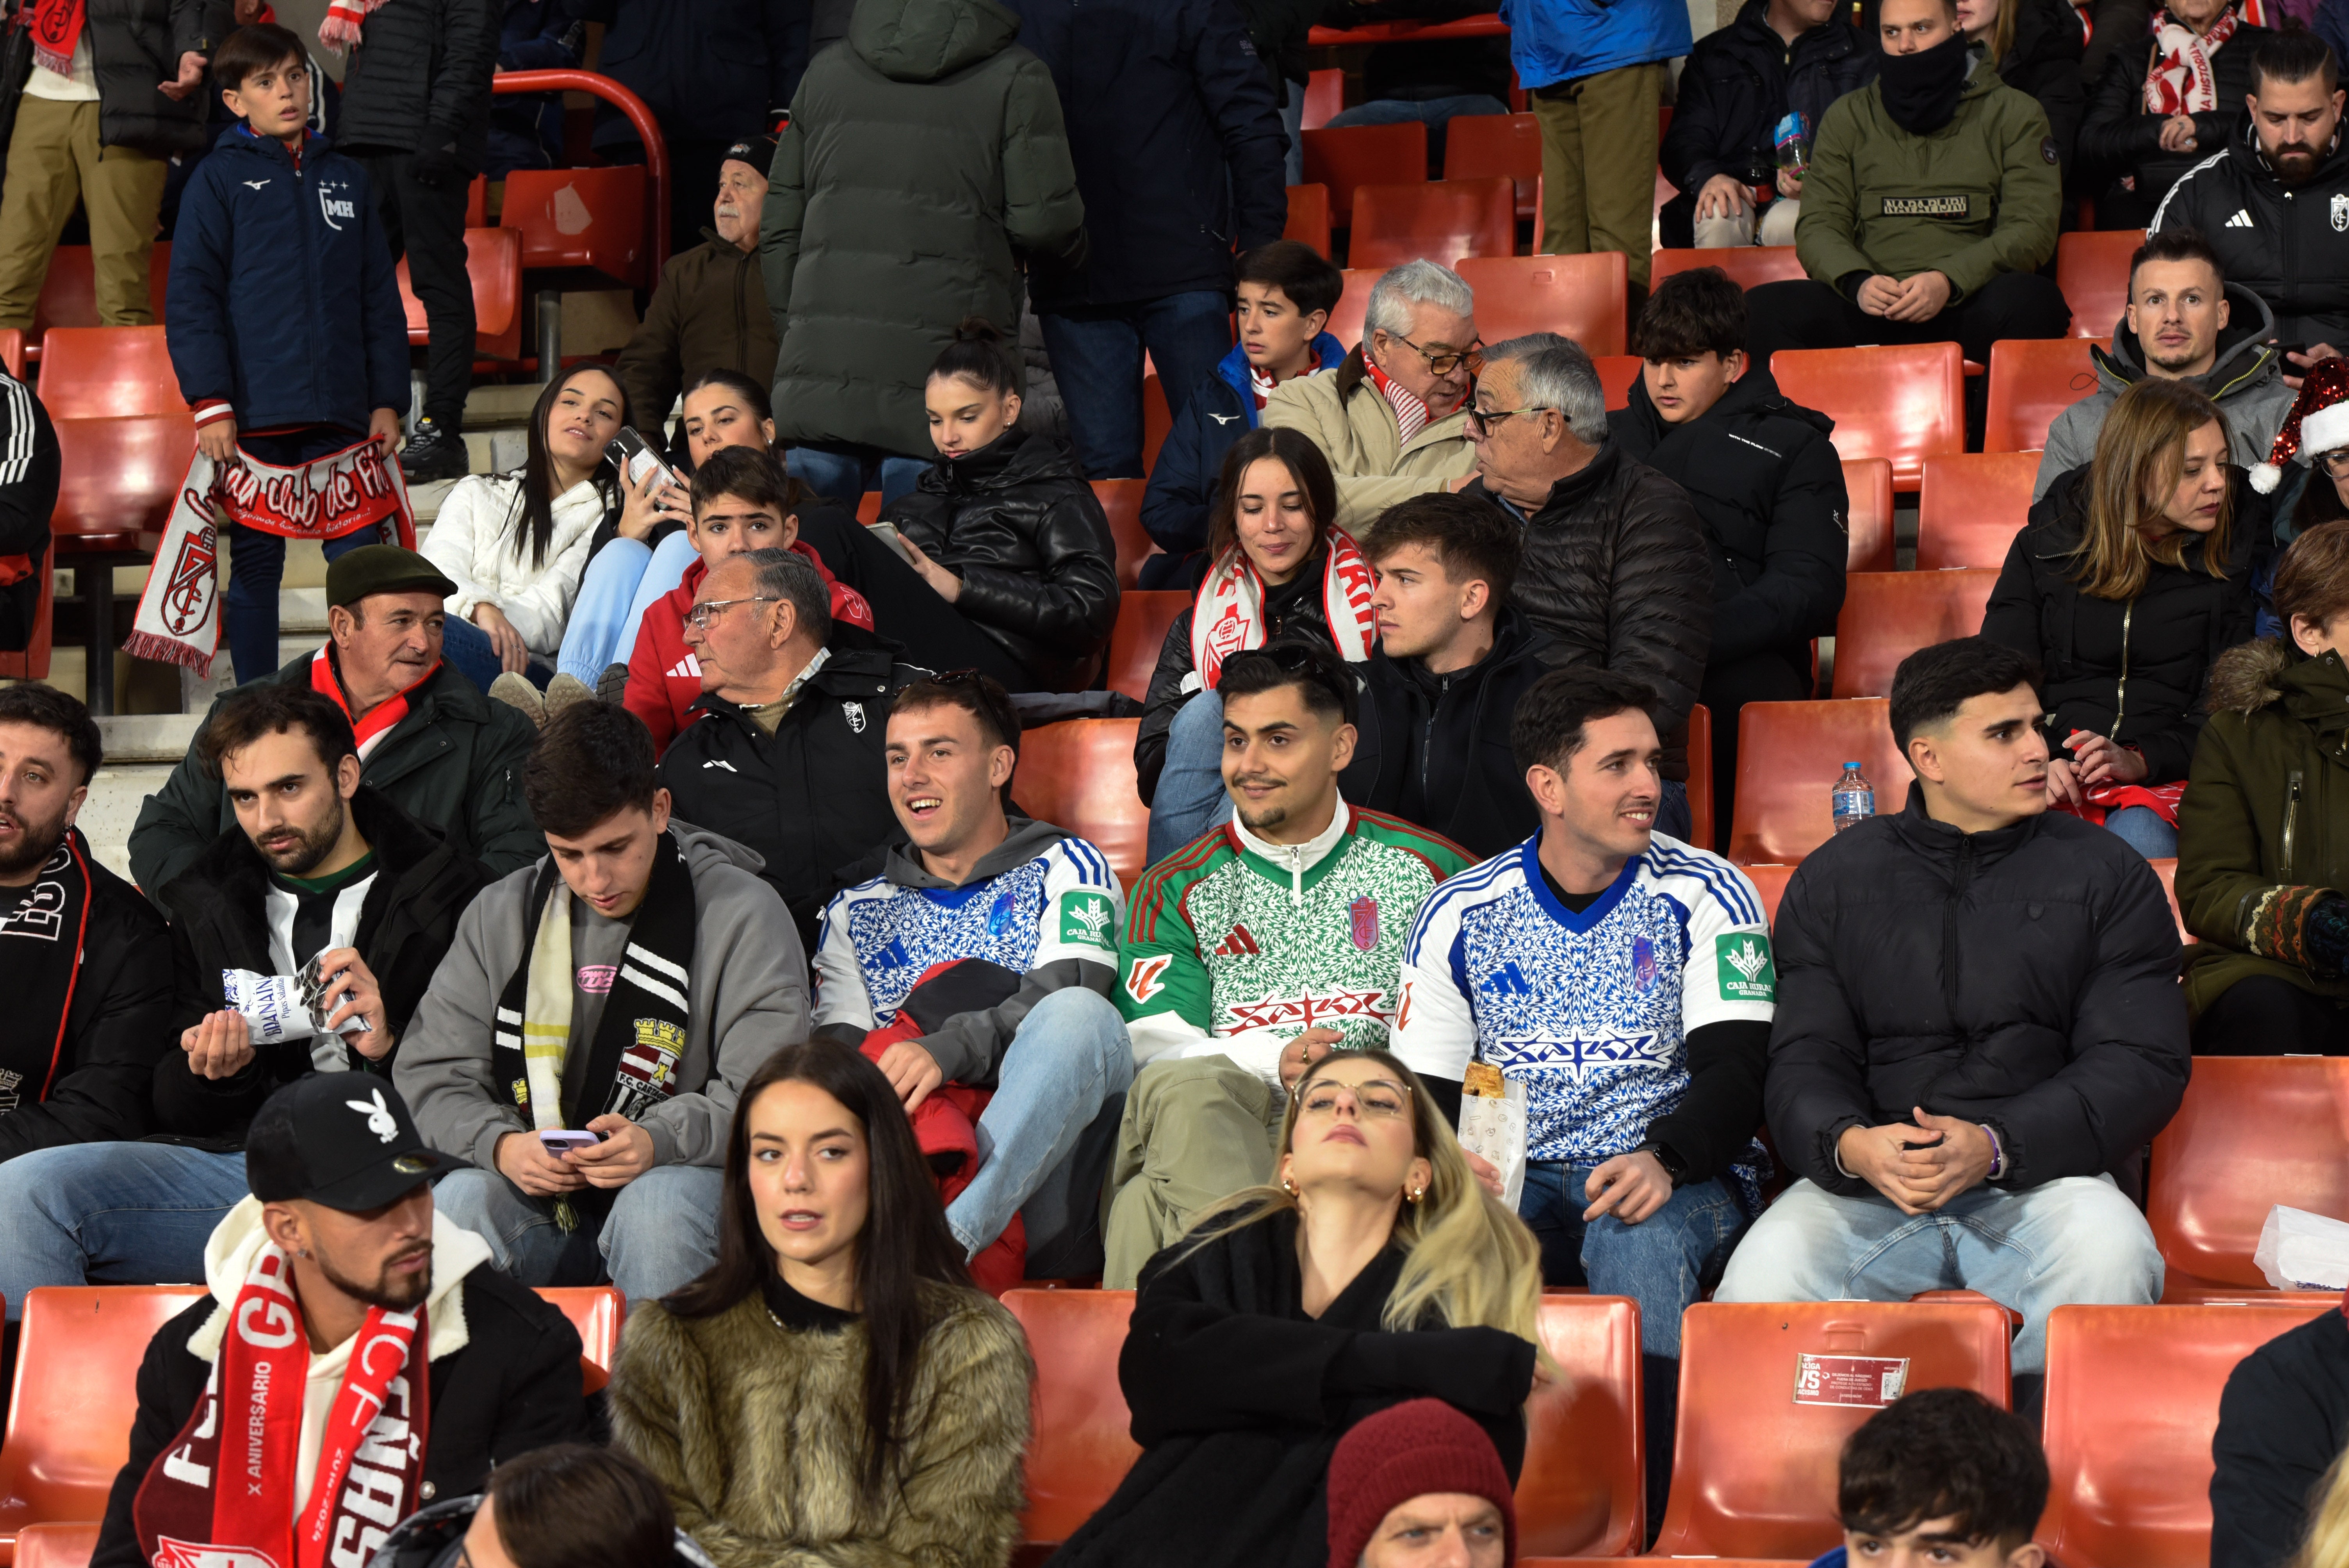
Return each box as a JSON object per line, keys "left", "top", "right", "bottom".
{"left": 538, "top": 1129, "right": 602, "bottom": 1155}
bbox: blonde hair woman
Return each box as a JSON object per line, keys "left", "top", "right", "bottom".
{"left": 1048, "top": 1049, "right": 1541, "bottom": 1568}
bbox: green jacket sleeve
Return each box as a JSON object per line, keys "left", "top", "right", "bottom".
{"left": 2175, "top": 711, "right": 2320, "bottom": 958}
{"left": 1000, "top": 56, "right": 1088, "bottom": 268}
{"left": 1937, "top": 93, "right": 2062, "bottom": 302}
{"left": 1795, "top": 96, "right": 1873, "bottom": 292}
{"left": 759, "top": 109, "right": 807, "bottom": 348}
{"left": 127, "top": 734, "right": 227, "bottom": 899}
{"left": 461, "top": 708, "right": 544, "bottom": 879}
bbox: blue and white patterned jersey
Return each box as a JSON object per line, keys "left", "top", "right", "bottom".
{"left": 1394, "top": 833, "right": 1775, "bottom": 1164}
{"left": 812, "top": 835, "right": 1124, "bottom": 1032}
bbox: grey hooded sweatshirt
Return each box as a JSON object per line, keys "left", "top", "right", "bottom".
{"left": 395, "top": 824, "right": 809, "bottom": 1172}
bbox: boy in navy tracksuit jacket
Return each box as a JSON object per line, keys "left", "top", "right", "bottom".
{"left": 166, "top": 23, "right": 412, "bottom": 684}
{"left": 1137, "top": 239, "right": 1346, "bottom": 591}
{"left": 1801, "top": 1388, "right": 2048, "bottom": 1568}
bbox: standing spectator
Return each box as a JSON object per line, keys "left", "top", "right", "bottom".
{"left": 1316, "top": 2, "right": 1517, "bottom": 169}
{"left": 486, "top": 0, "right": 587, "bottom": 177}
{"left": 1661, "top": 0, "right": 1878, "bottom": 250}
{"left": 328, "top": 0, "right": 499, "bottom": 484}
{"left": 1239, "top": 0, "right": 1322, "bottom": 184}
{"left": 763, "top": 0, "right": 1084, "bottom": 509}
{"left": 1003, "top": 0, "right": 1288, "bottom": 481}
{"left": 1502, "top": 0, "right": 1689, "bottom": 293}
{"left": 0, "top": 361, "right": 59, "bottom": 657}
{"left": 2080, "top": 0, "right": 2267, "bottom": 228}
{"left": 1961, "top": 0, "right": 2088, "bottom": 181}
{"left": 2325, "top": 0, "right": 2349, "bottom": 84}
{"left": 0, "top": 0, "right": 227, "bottom": 334}
{"left": 1325, "top": 1401, "right": 1520, "bottom": 1568}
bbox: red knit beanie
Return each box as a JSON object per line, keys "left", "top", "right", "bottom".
{"left": 1325, "top": 1399, "right": 1517, "bottom": 1568}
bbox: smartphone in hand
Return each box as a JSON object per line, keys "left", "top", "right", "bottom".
{"left": 538, "top": 1129, "right": 603, "bottom": 1155}
{"left": 606, "top": 426, "right": 683, "bottom": 492}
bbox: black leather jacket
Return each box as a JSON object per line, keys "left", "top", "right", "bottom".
{"left": 884, "top": 427, "right": 1121, "bottom": 692}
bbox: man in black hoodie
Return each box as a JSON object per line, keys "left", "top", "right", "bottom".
{"left": 1611, "top": 267, "right": 1848, "bottom": 847}
{"left": 0, "top": 683, "right": 485, "bottom": 1317}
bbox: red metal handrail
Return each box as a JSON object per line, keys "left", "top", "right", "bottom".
{"left": 1308, "top": 12, "right": 1507, "bottom": 44}
{"left": 489, "top": 68, "right": 671, "bottom": 278}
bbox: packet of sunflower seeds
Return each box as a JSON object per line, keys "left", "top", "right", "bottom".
{"left": 1456, "top": 1060, "right": 1526, "bottom": 1210}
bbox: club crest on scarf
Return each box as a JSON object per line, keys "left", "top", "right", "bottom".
{"left": 1189, "top": 528, "right": 1380, "bottom": 691}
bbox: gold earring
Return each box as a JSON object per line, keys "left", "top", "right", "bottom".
{"left": 1281, "top": 1177, "right": 1299, "bottom": 1197}
{"left": 1406, "top": 1186, "right": 1426, "bottom": 1205}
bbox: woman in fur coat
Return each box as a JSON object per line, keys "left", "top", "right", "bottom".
{"left": 610, "top": 1041, "right": 1034, "bottom": 1568}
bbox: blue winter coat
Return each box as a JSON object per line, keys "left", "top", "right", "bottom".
{"left": 1500, "top": 0, "right": 1691, "bottom": 89}
{"left": 164, "top": 126, "right": 410, "bottom": 434}
{"left": 1139, "top": 333, "right": 1345, "bottom": 564}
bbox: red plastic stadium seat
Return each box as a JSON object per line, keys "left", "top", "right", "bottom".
{"left": 0, "top": 1285, "right": 207, "bottom": 1561}
{"left": 1727, "top": 699, "right": 1909, "bottom": 865}
{"left": 1142, "top": 374, "right": 1174, "bottom": 476}
{"left": 2057, "top": 228, "right": 2143, "bottom": 342}
{"left": 856, "top": 491, "right": 883, "bottom": 524}
{"left": 1303, "top": 122, "right": 1429, "bottom": 224}
{"left": 1442, "top": 112, "right": 1541, "bottom": 221}
{"left": 466, "top": 174, "right": 488, "bottom": 227}
{"left": 1015, "top": 721, "right": 1148, "bottom": 889}
{"left": 1284, "top": 183, "right": 1332, "bottom": 258}
{"left": 0, "top": 330, "right": 21, "bottom": 381}
{"left": 398, "top": 226, "right": 525, "bottom": 360}
{"left": 1002, "top": 1287, "right": 1141, "bottom": 1551}
{"left": 12, "top": 1525, "right": 94, "bottom": 1568}
{"left": 2038, "top": 1304, "right": 2330, "bottom": 1568}
{"left": 1092, "top": 479, "right": 1157, "bottom": 591}
{"left": 1916, "top": 454, "right": 2038, "bottom": 570}
{"left": 1302, "top": 68, "right": 1344, "bottom": 131}
{"left": 1349, "top": 178, "right": 1517, "bottom": 271}
{"left": 1650, "top": 246, "right": 1807, "bottom": 291}
{"left": 1456, "top": 254, "right": 1627, "bottom": 356}
{"left": 535, "top": 1285, "right": 624, "bottom": 1395}
{"left": 1652, "top": 1301, "right": 2014, "bottom": 1558}
{"left": 501, "top": 166, "right": 649, "bottom": 287}
{"left": 1595, "top": 355, "right": 1641, "bottom": 409}
{"left": 1844, "top": 458, "right": 1895, "bottom": 573}
{"left": 1329, "top": 268, "right": 1379, "bottom": 350}
{"left": 1984, "top": 337, "right": 2096, "bottom": 452}
{"left": 2149, "top": 1057, "right": 2349, "bottom": 1298}
{"left": 50, "top": 414, "right": 191, "bottom": 551}
{"left": 1747, "top": 862, "right": 1797, "bottom": 925}
{"left": 1683, "top": 704, "right": 1715, "bottom": 851}
{"left": 34, "top": 327, "right": 186, "bottom": 419}
{"left": 1771, "top": 343, "right": 1963, "bottom": 492}
{"left": 27, "top": 243, "right": 171, "bottom": 347}
{"left": 1107, "top": 592, "right": 1186, "bottom": 702}
{"left": 1830, "top": 570, "right": 2000, "bottom": 699}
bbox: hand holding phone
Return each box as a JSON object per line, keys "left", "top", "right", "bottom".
{"left": 537, "top": 1129, "right": 603, "bottom": 1155}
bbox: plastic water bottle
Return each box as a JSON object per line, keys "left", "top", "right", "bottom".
{"left": 1831, "top": 762, "right": 1875, "bottom": 834}
{"left": 1773, "top": 111, "right": 1813, "bottom": 180}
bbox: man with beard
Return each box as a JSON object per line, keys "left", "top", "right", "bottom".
{"left": 92, "top": 1076, "right": 591, "bottom": 1568}
{"left": 2153, "top": 31, "right": 2349, "bottom": 390}
{"left": 0, "top": 685, "right": 174, "bottom": 1157}
{"left": 0, "top": 684, "right": 489, "bottom": 1316}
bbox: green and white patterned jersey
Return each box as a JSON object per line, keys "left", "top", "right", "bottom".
{"left": 1117, "top": 799, "right": 1476, "bottom": 1083}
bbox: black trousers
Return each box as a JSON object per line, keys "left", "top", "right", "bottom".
{"left": 2194, "top": 974, "right": 2349, "bottom": 1055}
{"left": 793, "top": 508, "right": 1043, "bottom": 692}
{"left": 1700, "top": 646, "right": 1812, "bottom": 850}
{"left": 1744, "top": 273, "right": 2073, "bottom": 447}
{"left": 350, "top": 151, "right": 475, "bottom": 431}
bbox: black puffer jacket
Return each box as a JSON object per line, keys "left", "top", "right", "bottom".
{"left": 1767, "top": 784, "right": 2189, "bottom": 1195}
{"left": 1981, "top": 0, "right": 2087, "bottom": 175}
{"left": 2151, "top": 116, "right": 2349, "bottom": 348}
{"left": 80, "top": 0, "right": 233, "bottom": 155}
{"left": 2080, "top": 10, "right": 2267, "bottom": 221}
{"left": 1609, "top": 363, "right": 1848, "bottom": 669}
{"left": 151, "top": 787, "right": 489, "bottom": 1147}
{"left": 1464, "top": 445, "right": 1713, "bottom": 781}
{"left": 1980, "top": 463, "right": 2262, "bottom": 786}
{"left": 335, "top": 0, "right": 501, "bottom": 169}
{"left": 884, "top": 427, "right": 1119, "bottom": 691}
{"left": 2210, "top": 1307, "right": 2349, "bottom": 1568}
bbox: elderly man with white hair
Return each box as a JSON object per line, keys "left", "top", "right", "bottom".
{"left": 1265, "top": 259, "right": 1482, "bottom": 530}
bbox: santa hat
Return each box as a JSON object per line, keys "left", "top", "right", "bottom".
{"left": 2253, "top": 356, "right": 2349, "bottom": 494}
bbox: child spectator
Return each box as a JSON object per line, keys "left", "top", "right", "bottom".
{"left": 1809, "top": 1388, "right": 2050, "bottom": 1568}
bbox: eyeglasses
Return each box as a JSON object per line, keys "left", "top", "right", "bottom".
{"left": 2320, "top": 449, "right": 2349, "bottom": 477}
{"left": 1297, "top": 1078, "right": 1413, "bottom": 1119}
{"left": 1465, "top": 404, "right": 1549, "bottom": 437}
{"left": 1388, "top": 333, "right": 1485, "bottom": 378}
{"left": 683, "top": 595, "right": 775, "bottom": 631}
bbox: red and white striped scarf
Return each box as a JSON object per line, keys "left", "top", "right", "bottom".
{"left": 1189, "top": 530, "right": 1379, "bottom": 691}
{"left": 1365, "top": 361, "right": 1431, "bottom": 446}
{"left": 2144, "top": 7, "right": 2239, "bottom": 116}
{"left": 317, "top": 0, "right": 386, "bottom": 54}
{"left": 311, "top": 647, "right": 439, "bottom": 760}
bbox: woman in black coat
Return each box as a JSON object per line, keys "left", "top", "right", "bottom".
{"left": 2078, "top": 0, "right": 2267, "bottom": 228}
{"left": 1960, "top": 0, "right": 2089, "bottom": 174}
{"left": 1048, "top": 1050, "right": 1542, "bottom": 1568}
{"left": 1981, "top": 377, "right": 2263, "bottom": 859}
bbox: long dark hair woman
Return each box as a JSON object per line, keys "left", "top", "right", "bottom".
{"left": 610, "top": 1041, "right": 1032, "bottom": 1567}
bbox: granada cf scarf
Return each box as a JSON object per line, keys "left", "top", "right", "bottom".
{"left": 27, "top": 0, "right": 87, "bottom": 79}
{"left": 132, "top": 1242, "right": 430, "bottom": 1568}
{"left": 491, "top": 834, "right": 695, "bottom": 1229}
{"left": 1189, "top": 531, "right": 1378, "bottom": 691}
{"left": 128, "top": 438, "right": 417, "bottom": 677}
{"left": 2051, "top": 778, "right": 2189, "bottom": 829}
{"left": 317, "top": 0, "right": 386, "bottom": 53}
{"left": 2144, "top": 7, "right": 2239, "bottom": 115}
{"left": 0, "top": 826, "right": 94, "bottom": 1117}
{"left": 309, "top": 648, "right": 440, "bottom": 761}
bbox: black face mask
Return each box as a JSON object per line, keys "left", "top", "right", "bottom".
{"left": 1878, "top": 31, "right": 1969, "bottom": 134}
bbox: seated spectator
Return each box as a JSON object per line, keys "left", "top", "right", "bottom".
{"left": 614, "top": 133, "right": 779, "bottom": 466}
{"left": 654, "top": 547, "right": 925, "bottom": 942}
{"left": 1265, "top": 260, "right": 1482, "bottom": 531}
{"left": 0, "top": 686, "right": 172, "bottom": 1162}
{"left": 1104, "top": 643, "right": 1474, "bottom": 1285}
{"left": 2277, "top": 358, "right": 2349, "bottom": 536}
{"left": 2210, "top": 1268, "right": 2349, "bottom": 1567}
{"left": 1324, "top": 1399, "right": 1519, "bottom": 1568}
{"left": 1960, "top": 0, "right": 2087, "bottom": 182}
{"left": 765, "top": 0, "right": 1085, "bottom": 509}
{"left": 425, "top": 365, "right": 636, "bottom": 710}
{"left": 395, "top": 702, "right": 810, "bottom": 1301}
{"left": 1462, "top": 333, "right": 1713, "bottom": 843}
{"left": 1056, "top": 1048, "right": 1539, "bottom": 1568}
{"left": 1985, "top": 378, "right": 2260, "bottom": 860}
{"left": 2037, "top": 229, "right": 2294, "bottom": 500}
{"left": 1745, "top": 0, "right": 2069, "bottom": 441}
{"left": 0, "top": 360, "right": 57, "bottom": 655}
{"left": 2081, "top": 0, "right": 2267, "bottom": 229}
{"left": 1661, "top": 0, "right": 1878, "bottom": 250}
{"left": 2152, "top": 31, "right": 2348, "bottom": 390}
{"left": 1715, "top": 637, "right": 2188, "bottom": 1383}
{"left": 1611, "top": 269, "right": 1848, "bottom": 846}
{"left": 1809, "top": 1389, "right": 2050, "bottom": 1568}
{"left": 1141, "top": 240, "right": 1347, "bottom": 590}
{"left": 367, "top": 1443, "right": 701, "bottom": 1568}
{"left": 812, "top": 673, "right": 1132, "bottom": 1278}
{"left": 610, "top": 1041, "right": 1032, "bottom": 1568}
{"left": 1396, "top": 667, "right": 1771, "bottom": 1522}
{"left": 91, "top": 1075, "right": 592, "bottom": 1568}
{"left": 873, "top": 322, "right": 1120, "bottom": 693}
{"left": 2181, "top": 519, "right": 2349, "bottom": 1054}
{"left": 1341, "top": 493, "right": 1552, "bottom": 857}
{"left": 130, "top": 545, "right": 542, "bottom": 894}
{"left": 1137, "top": 429, "right": 1378, "bottom": 864}
{"left": 0, "top": 683, "right": 486, "bottom": 1318}
{"left": 1315, "top": 5, "right": 1515, "bottom": 162}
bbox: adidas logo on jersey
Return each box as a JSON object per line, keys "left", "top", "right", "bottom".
{"left": 1484, "top": 962, "right": 1532, "bottom": 996}
{"left": 1213, "top": 924, "right": 1260, "bottom": 958}
{"left": 667, "top": 653, "right": 702, "bottom": 679}
{"left": 2225, "top": 208, "right": 2255, "bottom": 228}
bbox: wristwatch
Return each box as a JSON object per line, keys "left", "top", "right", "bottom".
{"left": 1633, "top": 1140, "right": 1687, "bottom": 1188}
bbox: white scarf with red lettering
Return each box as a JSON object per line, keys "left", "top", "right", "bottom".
{"left": 2144, "top": 7, "right": 2239, "bottom": 115}
{"left": 1188, "top": 529, "right": 1378, "bottom": 692}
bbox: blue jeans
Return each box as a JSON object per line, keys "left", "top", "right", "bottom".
{"left": 440, "top": 613, "right": 552, "bottom": 695}
{"left": 2102, "top": 805, "right": 2179, "bottom": 859}
{"left": 945, "top": 988, "right": 1135, "bottom": 1260}
{"left": 555, "top": 530, "right": 696, "bottom": 683}
{"left": 1517, "top": 1163, "right": 1747, "bottom": 1360}
{"left": 1281, "top": 85, "right": 1305, "bottom": 186}
{"left": 432, "top": 1162, "right": 723, "bottom": 1304}
{"left": 0, "top": 1143, "right": 250, "bottom": 1319}
{"left": 784, "top": 446, "right": 929, "bottom": 511}
{"left": 1040, "top": 291, "right": 1235, "bottom": 480}
{"left": 1712, "top": 1174, "right": 2163, "bottom": 1373}
{"left": 1148, "top": 689, "right": 1237, "bottom": 867}
{"left": 226, "top": 526, "right": 376, "bottom": 685}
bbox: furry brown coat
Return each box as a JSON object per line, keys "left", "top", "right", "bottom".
{"left": 610, "top": 1283, "right": 1034, "bottom": 1568}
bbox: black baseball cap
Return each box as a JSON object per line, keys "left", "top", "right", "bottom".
{"left": 246, "top": 1074, "right": 470, "bottom": 1211}
{"left": 326, "top": 544, "right": 458, "bottom": 610}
